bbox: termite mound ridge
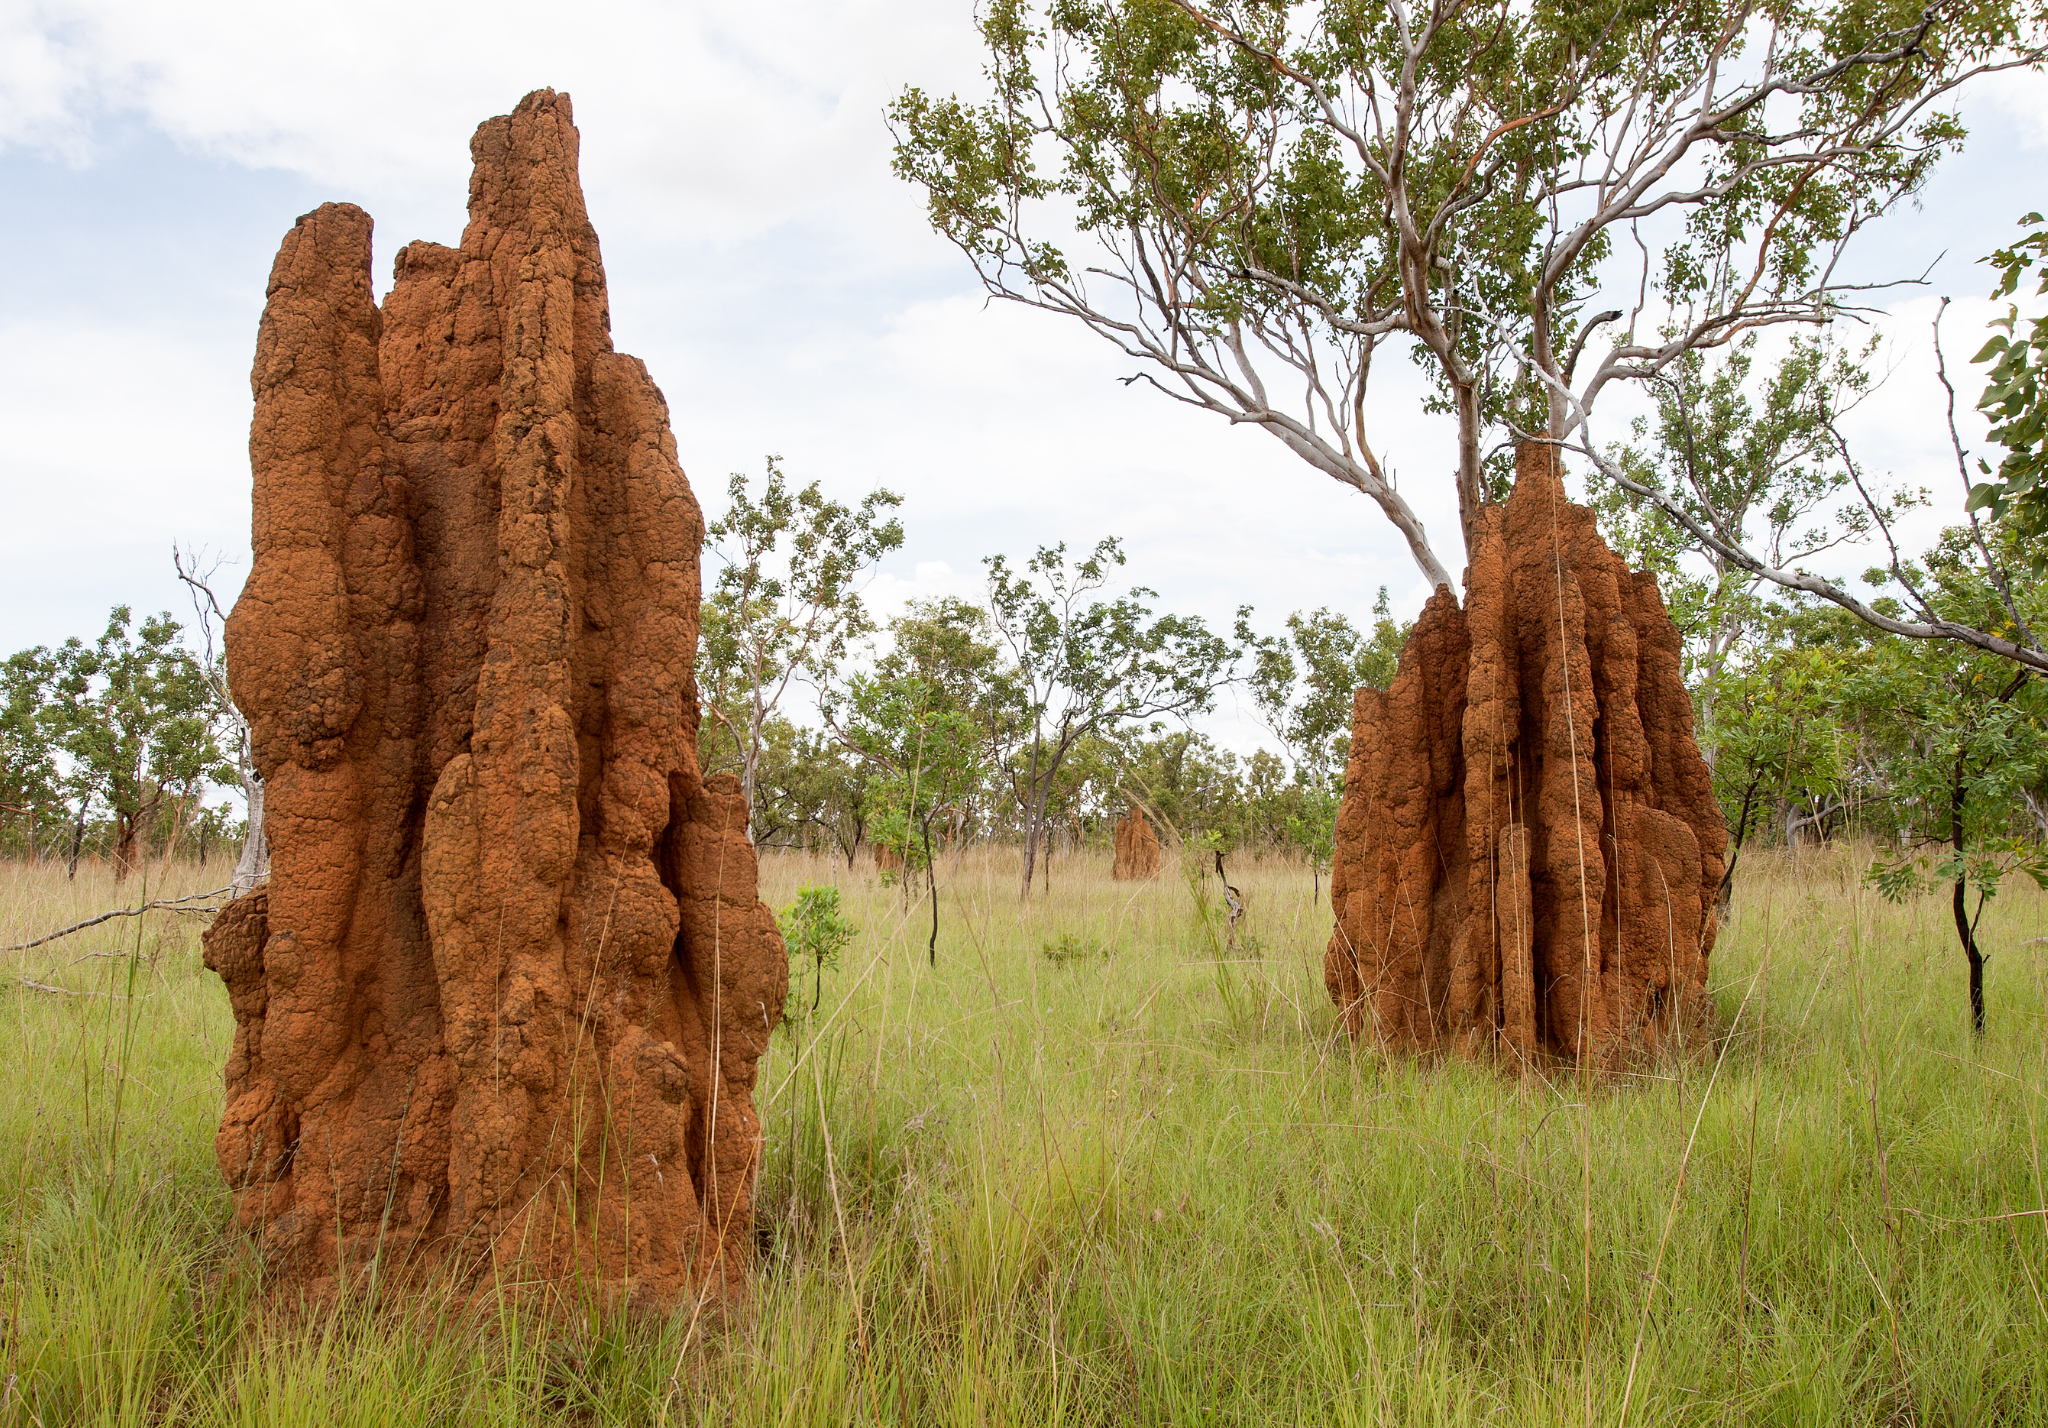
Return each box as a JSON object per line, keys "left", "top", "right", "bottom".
{"left": 1112, "top": 804, "right": 1161, "bottom": 880}
{"left": 203, "top": 89, "right": 786, "bottom": 1309}
{"left": 1324, "top": 442, "right": 1727, "bottom": 1066}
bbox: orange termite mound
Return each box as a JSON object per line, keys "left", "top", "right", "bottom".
{"left": 202, "top": 90, "right": 786, "bottom": 1307}
{"left": 1112, "top": 804, "right": 1161, "bottom": 880}
{"left": 1324, "top": 443, "right": 1726, "bottom": 1066}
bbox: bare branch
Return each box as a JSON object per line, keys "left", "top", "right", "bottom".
{"left": 3, "top": 885, "right": 234, "bottom": 953}
{"left": 1934, "top": 298, "right": 2038, "bottom": 651}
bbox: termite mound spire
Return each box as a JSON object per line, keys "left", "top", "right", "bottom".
{"left": 203, "top": 89, "right": 786, "bottom": 1306}
{"left": 1325, "top": 442, "right": 1726, "bottom": 1065}
{"left": 1112, "top": 802, "right": 1162, "bottom": 880}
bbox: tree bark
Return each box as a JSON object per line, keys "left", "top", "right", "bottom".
{"left": 1019, "top": 806, "right": 1043, "bottom": 899}
{"left": 113, "top": 812, "right": 139, "bottom": 884}
{"left": 66, "top": 794, "right": 89, "bottom": 881}
{"left": 1717, "top": 775, "right": 1760, "bottom": 918}
{"left": 1954, "top": 870, "right": 1985, "bottom": 1037}
{"left": 232, "top": 770, "right": 268, "bottom": 895}
{"left": 1949, "top": 750, "right": 1986, "bottom": 1037}
{"left": 739, "top": 647, "right": 769, "bottom": 832}
{"left": 922, "top": 810, "right": 939, "bottom": 967}
{"left": 1018, "top": 737, "right": 1046, "bottom": 898}
{"left": 1454, "top": 378, "right": 1485, "bottom": 558}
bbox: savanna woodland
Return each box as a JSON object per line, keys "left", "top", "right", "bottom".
{"left": 8, "top": 1, "right": 2048, "bottom": 1423}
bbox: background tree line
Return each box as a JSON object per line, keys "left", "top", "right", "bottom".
{"left": 694, "top": 457, "right": 1412, "bottom": 893}
{"left": 0, "top": 468, "right": 1407, "bottom": 896}
{"left": 5, "top": 420, "right": 2042, "bottom": 934}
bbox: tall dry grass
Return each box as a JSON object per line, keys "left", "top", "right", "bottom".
{"left": 2, "top": 840, "right": 2045, "bottom": 1425}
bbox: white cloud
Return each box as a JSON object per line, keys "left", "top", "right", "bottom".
{"left": 1977, "top": 64, "right": 2048, "bottom": 151}
{"left": 0, "top": 315, "right": 252, "bottom": 650}
{"left": 0, "top": 7, "right": 90, "bottom": 157}
{"left": 859, "top": 561, "right": 985, "bottom": 621}
{"left": 0, "top": 0, "right": 980, "bottom": 252}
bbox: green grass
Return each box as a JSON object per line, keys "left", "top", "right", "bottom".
{"left": 3, "top": 842, "right": 2047, "bottom": 1425}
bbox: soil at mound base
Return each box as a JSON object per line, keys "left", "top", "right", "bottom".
{"left": 203, "top": 89, "right": 786, "bottom": 1308}
{"left": 1325, "top": 441, "right": 1726, "bottom": 1065}
{"left": 1112, "top": 805, "right": 1161, "bottom": 880}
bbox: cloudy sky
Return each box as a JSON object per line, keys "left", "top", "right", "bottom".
{"left": 4, "top": 2, "right": 2045, "bottom": 749}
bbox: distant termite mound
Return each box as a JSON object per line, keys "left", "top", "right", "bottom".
{"left": 203, "top": 90, "right": 786, "bottom": 1308}
{"left": 1324, "top": 442, "right": 1726, "bottom": 1066}
{"left": 1112, "top": 804, "right": 1161, "bottom": 880}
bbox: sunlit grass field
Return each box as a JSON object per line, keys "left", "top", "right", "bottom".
{"left": 3, "top": 841, "right": 2046, "bottom": 1426}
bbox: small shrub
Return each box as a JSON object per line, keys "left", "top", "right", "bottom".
{"left": 1040, "top": 932, "right": 1105, "bottom": 966}
{"left": 778, "top": 885, "right": 858, "bottom": 1024}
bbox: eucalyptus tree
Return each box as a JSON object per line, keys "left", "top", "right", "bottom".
{"left": 757, "top": 727, "right": 879, "bottom": 868}
{"left": 1705, "top": 614, "right": 1857, "bottom": 905}
{"left": 1118, "top": 727, "right": 1248, "bottom": 843}
{"left": 841, "top": 673, "right": 987, "bottom": 956}
{"left": 1586, "top": 335, "right": 1920, "bottom": 741}
{"left": 1587, "top": 279, "right": 2048, "bottom": 677}
{"left": 743, "top": 718, "right": 850, "bottom": 852}
{"left": 1857, "top": 527, "right": 2048, "bottom": 1035}
{"left": 1241, "top": 592, "right": 1405, "bottom": 782}
{"left": 823, "top": 598, "right": 1020, "bottom": 870}
{"left": 840, "top": 675, "right": 986, "bottom": 863}
{"left": 1239, "top": 594, "right": 1406, "bottom": 893}
{"left": 985, "top": 537, "right": 1236, "bottom": 895}
{"left": 854, "top": 596, "right": 1024, "bottom": 789}
{"left": 1, "top": 649, "right": 63, "bottom": 856}
{"left": 893, "top": 0, "right": 2040, "bottom": 600}
{"left": 698, "top": 457, "right": 905, "bottom": 817}
{"left": 30, "top": 608, "right": 231, "bottom": 881}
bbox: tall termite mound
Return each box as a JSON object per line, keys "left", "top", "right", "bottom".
{"left": 202, "top": 90, "right": 787, "bottom": 1306}
{"left": 1112, "top": 804, "right": 1161, "bottom": 880}
{"left": 1324, "top": 443, "right": 1726, "bottom": 1066}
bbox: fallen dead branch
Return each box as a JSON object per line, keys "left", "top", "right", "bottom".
{"left": 1, "top": 886, "right": 231, "bottom": 953}
{"left": 1, "top": 978, "right": 156, "bottom": 1001}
